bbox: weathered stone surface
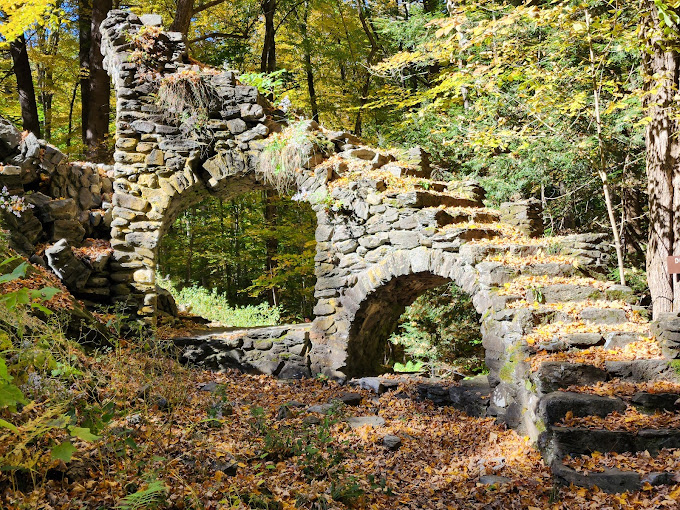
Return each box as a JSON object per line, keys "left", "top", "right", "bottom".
{"left": 539, "top": 392, "right": 626, "bottom": 425}
{"left": 383, "top": 435, "right": 402, "bottom": 450}
{"left": 579, "top": 307, "right": 627, "bottom": 325}
{"left": 347, "top": 416, "right": 385, "bottom": 429}
{"left": 45, "top": 239, "right": 92, "bottom": 290}
{"left": 533, "top": 362, "right": 607, "bottom": 394}
{"left": 631, "top": 392, "right": 680, "bottom": 412}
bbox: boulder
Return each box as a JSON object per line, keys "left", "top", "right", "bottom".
{"left": 0, "top": 117, "right": 21, "bottom": 156}
{"left": 45, "top": 239, "right": 91, "bottom": 290}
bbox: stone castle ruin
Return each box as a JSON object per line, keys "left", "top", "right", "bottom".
{"left": 0, "top": 10, "right": 679, "bottom": 491}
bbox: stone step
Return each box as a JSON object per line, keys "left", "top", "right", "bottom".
{"left": 551, "top": 460, "right": 677, "bottom": 493}
{"left": 459, "top": 243, "right": 547, "bottom": 264}
{"left": 538, "top": 391, "right": 626, "bottom": 425}
{"left": 431, "top": 227, "right": 500, "bottom": 251}
{"left": 526, "top": 284, "right": 605, "bottom": 304}
{"left": 517, "top": 263, "right": 579, "bottom": 278}
{"left": 532, "top": 360, "right": 673, "bottom": 394}
{"left": 631, "top": 392, "right": 680, "bottom": 413}
{"left": 531, "top": 331, "right": 649, "bottom": 353}
{"left": 395, "top": 190, "right": 481, "bottom": 209}
{"left": 434, "top": 208, "right": 500, "bottom": 228}
{"left": 550, "top": 426, "right": 680, "bottom": 455}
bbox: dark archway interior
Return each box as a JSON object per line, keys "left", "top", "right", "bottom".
{"left": 345, "top": 272, "right": 452, "bottom": 377}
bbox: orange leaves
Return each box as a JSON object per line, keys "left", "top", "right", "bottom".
{"left": 485, "top": 250, "right": 578, "bottom": 268}
{"left": 566, "top": 380, "right": 680, "bottom": 397}
{"left": 560, "top": 407, "right": 680, "bottom": 431}
{"left": 71, "top": 239, "right": 113, "bottom": 262}
{"left": 499, "top": 274, "right": 613, "bottom": 297}
{"left": 524, "top": 320, "right": 650, "bottom": 347}
{"left": 529, "top": 338, "right": 664, "bottom": 371}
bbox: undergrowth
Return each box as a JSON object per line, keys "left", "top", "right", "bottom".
{"left": 157, "top": 275, "right": 281, "bottom": 327}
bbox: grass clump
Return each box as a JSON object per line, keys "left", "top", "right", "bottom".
{"left": 259, "top": 122, "right": 334, "bottom": 194}
{"left": 156, "top": 69, "right": 216, "bottom": 131}
{"left": 157, "top": 276, "right": 280, "bottom": 327}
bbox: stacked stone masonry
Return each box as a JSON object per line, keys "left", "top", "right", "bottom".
{"left": 0, "top": 10, "right": 678, "bottom": 492}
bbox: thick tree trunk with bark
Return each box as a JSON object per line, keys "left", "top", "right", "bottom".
{"left": 261, "top": 0, "right": 277, "bottom": 73}
{"left": 83, "top": 0, "right": 112, "bottom": 158}
{"left": 10, "top": 36, "right": 41, "bottom": 137}
{"left": 171, "top": 0, "right": 195, "bottom": 37}
{"left": 641, "top": 1, "right": 680, "bottom": 317}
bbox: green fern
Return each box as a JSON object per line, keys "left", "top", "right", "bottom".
{"left": 116, "top": 480, "right": 168, "bottom": 510}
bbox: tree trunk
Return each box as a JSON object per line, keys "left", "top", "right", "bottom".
{"left": 301, "top": 1, "right": 318, "bottom": 121}
{"left": 171, "top": 0, "right": 195, "bottom": 37}
{"left": 585, "top": 10, "right": 626, "bottom": 286}
{"left": 641, "top": 1, "right": 680, "bottom": 317}
{"left": 67, "top": 81, "right": 79, "bottom": 148}
{"left": 185, "top": 208, "right": 194, "bottom": 286}
{"left": 354, "top": 0, "right": 379, "bottom": 136}
{"left": 79, "top": 0, "right": 91, "bottom": 142}
{"left": 83, "top": 0, "right": 112, "bottom": 158}
{"left": 264, "top": 190, "right": 279, "bottom": 307}
{"left": 260, "top": 0, "right": 277, "bottom": 73}
{"left": 10, "top": 36, "right": 41, "bottom": 137}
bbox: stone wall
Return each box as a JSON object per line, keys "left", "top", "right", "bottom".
{"left": 0, "top": 118, "right": 116, "bottom": 305}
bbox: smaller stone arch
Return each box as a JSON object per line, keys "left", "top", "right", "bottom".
{"left": 339, "top": 249, "right": 467, "bottom": 377}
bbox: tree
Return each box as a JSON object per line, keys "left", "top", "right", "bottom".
{"left": 0, "top": 0, "right": 53, "bottom": 136}
{"left": 640, "top": 0, "right": 680, "bottom": 316}
{"left": 79, "top": 0, "right": 112, "bottom": 158}
{"left": 9, "top": 35, "right": 41, "bottom": 136}
{"left": 261, "top": 0, "right": 276, "bottom": 72}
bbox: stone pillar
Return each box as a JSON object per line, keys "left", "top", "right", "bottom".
{"left": 500, "top": 198, "right": 544, "bottom": 238}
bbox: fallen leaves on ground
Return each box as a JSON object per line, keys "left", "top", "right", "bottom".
{"left": 564, "top": 449, "right": 680, "bottom": 475}
{"left": 559, "top": 407, "right": 680, "bottom": 431}
{"left": 3, "top": 348, "right": 680, "bottom": 509}
{"left": 565, "top": 380, "right": 680, "bottom": 397}
{"left": 528, "top": 339, "right": 663, "bottom": 371}
{"left": 71, "top": 238, "right": 113, "bottom": 261}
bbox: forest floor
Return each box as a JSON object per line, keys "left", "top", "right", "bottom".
{"left": 2, "top": 340, "right": 679, "bottom": 510}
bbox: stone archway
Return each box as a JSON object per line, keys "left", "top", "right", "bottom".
{"left": 97, "top": 11, "right": 680, "bottom": 489}
{"left": 100, "top": 11, "right": 332, "bottom": 315}
{"left": 100, "top": 9, "right": 664, "bottom": 448}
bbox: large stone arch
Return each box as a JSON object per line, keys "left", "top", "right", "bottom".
{"left": 100, "top": 11, "right": 331, "bottom": 315}
{"left": 100, "top": 10, "right": 661, "bottom": 450}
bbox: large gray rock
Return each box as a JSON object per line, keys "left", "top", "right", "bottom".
{"left": 0, "top": 117, "right": 21, "bottom": 156}
{"left": 45, "top": 239, "right": 91, "bottom": 290}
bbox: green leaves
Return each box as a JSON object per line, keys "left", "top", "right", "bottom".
{"left": 0, "top": 259, "right": 28, "bottom": 284}
{"left": 68, "top": 426, "right": 101, "bottom": 442}
{"left": 50, "top": 427, "right": 102, "bottom": 464}
{"left": 50, "top": 441, "right": 77, "bottom": 463}
{"left": 654, "top": 0, "right": 680, "bottom": 29}
{"left": 0, "top": 357, "right": 27, "bottom": 410}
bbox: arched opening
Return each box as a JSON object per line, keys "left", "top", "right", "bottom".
{"left": 345, "top": 272, "right": 482, "bottom": 378}
{"left": 156, "top": 187, "right": 317, "bottom": 324}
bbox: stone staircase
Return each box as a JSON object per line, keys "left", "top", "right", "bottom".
{"left": 416, "top": 208, "right": 680, "bottom": 492}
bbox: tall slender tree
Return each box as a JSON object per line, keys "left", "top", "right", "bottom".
{"left": 9, "top": 35, "right": 41, "bottom": 136}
